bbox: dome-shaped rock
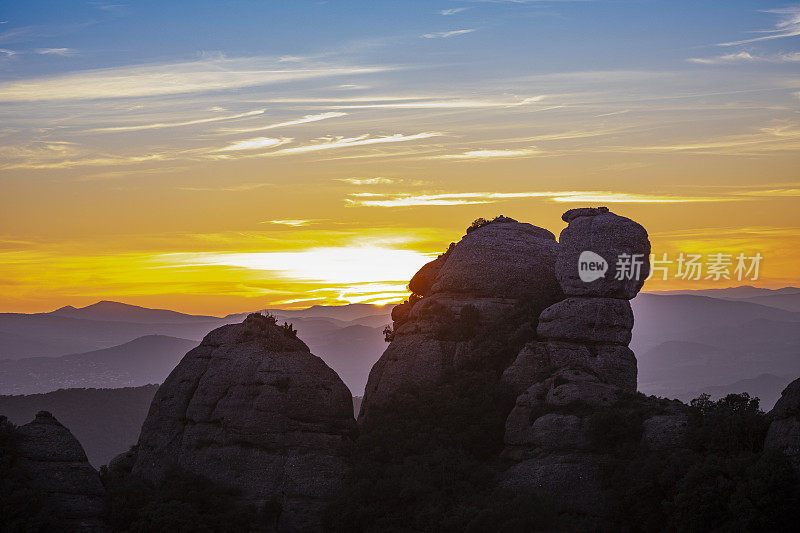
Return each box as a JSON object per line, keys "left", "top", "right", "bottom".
{"left": 555, "top": 208, "right": 651, "bottom": 299}
{"left": 14, "top": 411, "right": 107, "bottom": 532}
{"left": 431, "top": 220, "right": 561, "bottom": 301}
{"left": 132, "top": 313, "right": 356, "bottom": 532}
{"left": 359, "top": 219, "right": 563, "bottom": 420}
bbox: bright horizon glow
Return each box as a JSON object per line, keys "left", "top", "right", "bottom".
{"left": 161, "top": 244, "right": 435, "bottom": 286}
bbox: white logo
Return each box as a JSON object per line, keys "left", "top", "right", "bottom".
{"left": 578, "top": 251, "right": 608, "bottom": 282}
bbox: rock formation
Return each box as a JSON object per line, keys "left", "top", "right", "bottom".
{"left": 359, "top": 217, "right": 564, "bottom": 420}
{"left": 765, "top": 377, "right": 800, "bottom": 475}
{"left": 555, "top": 206, "right": 650, "bottom": 299}
{"left": 131, "top": 313, "right": 356, "bottom": 532}
{"left": 14, "top": 411, "right": 107, "bottom": 531}
{"left": 500, "top": 208, "right": 652, "bottom": 514}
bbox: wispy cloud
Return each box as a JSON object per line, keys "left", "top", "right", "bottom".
{"left": 264, "top": 219, "right": 313, "bottom": 226}
{"left": 215, "top": 137, "right": 292, "bottom": 152}
{"left": 217, "top": 111, "right": 347, "bottom": 134}
{"left": 2, "top": 152, "right": 168, "bottom": 170}
{"left": 440, "top": 8, "right": 469, "bottom": 15}
{"left": 270, "top": 132, "right": 442, "bottom": 155}
{"left": 1, "top": 140, "right": 192, "bottom": 170}
{"left": 36, "top": 47, "right": 77, "bottom": 56}
{"left": 602, "top": 123, "right": 800, "bottom": 155}
{"left": 76, "top": 166, "right": 191, "bottom": 182}
{"left": 718, "top": 6, "right": 800, "bottom": 46}
{"left": 422, "top": 29, "right": 476, "bottom": 39}
{"left": 346, "top": 191, "right": 738, "bottom": 207}
{"left": 436, "top": 148, "right": 542, "bottom": 159}
{"left": 85, "top": 109, "right": 267, "bottom": 133}
{"left": 326, "top": 96, "right": 543, "bottom": 109}
{"left": 0, "top": 26, "right": 37, "bottom": 44}
{"left": 90, "top": 2, "right": 128, "bottom": 12}
{"left": 176, "top": 182, "right": 271, "bottom": 192}
{"left": 336, "top": 177, "right": 398, "bottom": 185}
{"left": 0, "top": 56, "right": 392, "bottom": 102}
{"left": 688, "top": 51, "right": 800, "bottom": 64}
{"left": 732, "top": 187, "right": 800, "bottom": 197}
{"left": 593, "top": 110, "right": 629, "bottom": 118}
{"left": 0, "top": 48, "right": 15, "bottom": 57}
{"left": 1, "top": 129, "right": 442, "bottom": 169}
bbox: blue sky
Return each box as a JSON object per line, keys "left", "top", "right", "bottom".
{"left": 2, "top": 1, "right": 798, "bottom": 78}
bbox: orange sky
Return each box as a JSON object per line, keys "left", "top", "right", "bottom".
{"left": 1, "top": 3, "right": 799, "bottom": 315}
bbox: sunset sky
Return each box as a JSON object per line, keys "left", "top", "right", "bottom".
{"left": 1, "top": 0, "right": 799, "bottom": 314}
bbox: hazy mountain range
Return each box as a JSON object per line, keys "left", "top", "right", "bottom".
{"left": 0, "top": 300, "right": 391, "bottom": 396}
{"left": 631, "top": 289, "right": 800, "bottom": 401}
{"left": 1, "top": 287, "right": 798, "bottom": 402}
{"left": 1, "top": 286, "right": 798, "bottom": 468}
{"left": 0, "top": 385, "right": 158, "bottom": 467}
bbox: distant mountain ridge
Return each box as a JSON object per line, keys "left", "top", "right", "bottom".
{"left": 645, "top": 286, "right": 800, "bottom": 313}
{"left": 2, "top": 291, "right": 799, "bottom": 400}
{"left": 50, "top": 300, "right": 220, "bottom": 323}
{"left": 678, "top": 373, "right": 794, "bottom": 411}
{"left": 0, "top": 301, "right": 392, "bottom": 395}
{"left": 647, "top": 285, "right": 800, "bottom": 298}
{"left": 0, "top": 385, "right": 159, "bottom": 467}
{"left": 0, "top": 335, "right": 196, "bottom": 395}
{"left": 632, "top": 293, "right": 800, "bottom": 400}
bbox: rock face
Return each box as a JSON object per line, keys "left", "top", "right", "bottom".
{"left": 359, "top": 218, "right": 563, "bottom": 420}
{"left": 641, "top": 412, "right": 689, "bottom": 451}
{"left": 536, "top": 297, "right": 634, "bottom": 345}
{"left": 765, "top": 377, "right": 800, "bottom": 475}
{"left": 500, "top": 207, "right": 650, "bottom": 515}
{"left": 15, "top": 411, "right": 107, "bottom": 531}
{"left": 556, "top": 208, "right": 650, "bottom": 299}
{"left": 132, "top": 313, "right": 356, "bottom": 532}
{"left": 430, "top": 221, "right": 560, "bottom": 299}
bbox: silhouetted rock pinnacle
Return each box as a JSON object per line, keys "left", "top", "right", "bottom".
{"left": 132, "top": 313, "right": 356, "bottom": 532}
{"left": 360, "top": 218, "right": 563, "bottom": 420}
{"left": 14, "top": 411, "right": 107, "bottom": 532}
{"left": 500, "top": 207, "right": 658, "bottom": 516}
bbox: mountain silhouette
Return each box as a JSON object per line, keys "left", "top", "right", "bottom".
{"left": 0, "top": 335, "right": 196, "bottom": 395}
{"left": 50, "top": 300, "right": 220, "bottom": 324}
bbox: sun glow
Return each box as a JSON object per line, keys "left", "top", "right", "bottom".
{"left": 160, "top": 244, "right": 435, "bottom": 286}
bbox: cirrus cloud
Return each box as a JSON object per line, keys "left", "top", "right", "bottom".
{"left": 0, "top": 56, "right": 393, "bottom": 102}
{"left": 688, "top": 51, "right": 800, "bottom": 64}
{"left": 36, "top": 47, "right": 77, "bottom": 56}
{"left": 85, "top": 108, "right": 267, "bottom": 133}
{"left": 216, "top": 111, "right": 348, "bottom": 135}
{"left": 718, "top": 6, "right": 800, "bottom": 46}
{"left": 422, "top": 29, "right": 476, "bottom": 39}
{"left": 215, "top": 136, "right": 292, "bottom": 152}
{"left": 336, "top": 177, "right": 398, "bottom": 185}
{"left": 346, "top": 191, "right": 739, "bottom": 207}
{"left": 436, "top": 148, "right": 542, "bottom": 159}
